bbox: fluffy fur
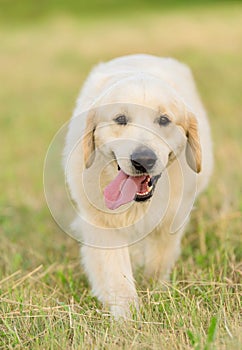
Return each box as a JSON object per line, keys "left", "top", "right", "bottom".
{"left": 64, "top": 54, "right": 213, "bottom": 319}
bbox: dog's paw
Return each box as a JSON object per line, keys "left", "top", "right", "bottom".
{"left": 107, "top": 295, "right": 139, "bottom": 320}
{"left": 110, "top": 301, "right": 139, "bottom": 321}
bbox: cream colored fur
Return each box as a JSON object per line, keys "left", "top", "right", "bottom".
{"left": 64, "top": 54, "right": 213, "bottom": 319}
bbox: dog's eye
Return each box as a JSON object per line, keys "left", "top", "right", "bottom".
{"left": 157, "top": 115, "right": 171, "bottom": 126}
{"left": 114, "top": 115, "right": 128, "bottom": 125}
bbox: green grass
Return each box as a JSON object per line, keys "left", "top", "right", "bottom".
{"left": 0, "top": 2, "right": 241, "bottom": 349}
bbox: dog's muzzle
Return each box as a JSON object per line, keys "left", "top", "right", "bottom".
{"left": 129, "top": 147, "right": 160, "bottom": 202}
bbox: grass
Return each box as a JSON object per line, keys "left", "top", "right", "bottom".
{"left": 0, "top": 2, "right": 241, "bottom": 349}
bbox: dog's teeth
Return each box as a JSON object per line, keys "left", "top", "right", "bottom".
{"left": 136, "top": 185, "right": 153, "bottom": 196}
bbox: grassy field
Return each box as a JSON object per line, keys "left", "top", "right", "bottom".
{"left": 0, "top": 2, "right": 241, "bottom": 349}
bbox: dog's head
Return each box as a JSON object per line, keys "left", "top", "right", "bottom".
{"left": 82, "top": 75, "right": 201, "bottom": 209}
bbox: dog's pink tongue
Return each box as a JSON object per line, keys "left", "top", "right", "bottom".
{"left": 104, "top": 170, "right": 146, "bottom": 210}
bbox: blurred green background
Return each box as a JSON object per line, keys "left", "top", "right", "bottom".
{"left": 0, "top": 1, "right": 241, "bottom": 347}
{"left": 0, "top": 0, "right": 227, "bottom": 23}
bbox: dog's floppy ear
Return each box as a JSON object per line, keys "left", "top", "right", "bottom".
{"left": 82, "top": 111, "right": 96, "bottom": 168}
{"left": 185, "top": 113, "right": 202, "bottom": 173}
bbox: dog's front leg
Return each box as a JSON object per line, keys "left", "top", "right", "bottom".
{"left": 81, "top": 244, "right": 138, "bottom": 319}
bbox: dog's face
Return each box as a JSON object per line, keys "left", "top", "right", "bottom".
{"left": 82, "top": 76, "right": 201, "bottom": 209}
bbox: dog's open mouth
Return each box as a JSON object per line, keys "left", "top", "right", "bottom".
{"left": 135, "top": 174, "right": 160, "bottom": 202}
{"left": 103, "top": 165, "right": 161, "bottom": 210}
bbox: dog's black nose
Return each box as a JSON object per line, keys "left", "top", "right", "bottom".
{"left": 131, "top": 147, "right": 157, "bottom": 172}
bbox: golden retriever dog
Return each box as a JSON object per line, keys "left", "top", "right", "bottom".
{"left": 64, "top": 54, "right": 213, "bottom": 319}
